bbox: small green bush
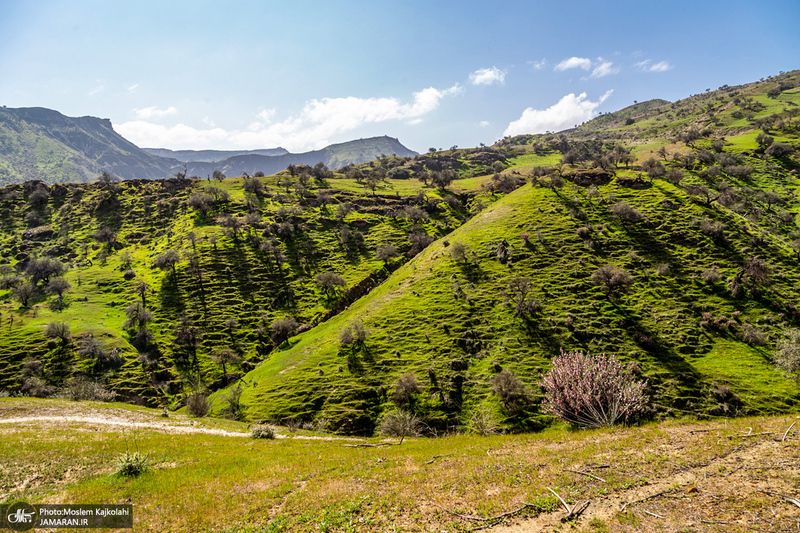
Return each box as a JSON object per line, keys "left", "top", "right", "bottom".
{"left": 116, "top": 451, "right": 149, "bottom": 477}
{"left": 251, "top": 424, "right": 275, "bottom": 439}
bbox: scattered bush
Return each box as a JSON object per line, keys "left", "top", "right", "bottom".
{"left": 701, "top": 266, "right": 723, "bottom": 284}
{"left": 738, "top": 323, "right": 767, "bottom": 346}
{"left": 66, "top": 376, "right": 116, "bottom": 401}
{"left": 44, "top": 321, "right": 72, "bottom": 344}
{"left": 540, "top": 350, "right": 649, "bottom": 428}
{"left": 449, "top": 242, "right": 471, "bottom": 263}
{"left": 377, "top": 410, "right": 421, "bottom": 442}
{"left": 340, "top": 320, "right": 369, "bottom": 350}
{"left": 251, "top": 424, "right": 276, "bottom": 439}
{"left": 591, "top": 265, "right": 634, "bottom": 299}
{"left": 222, "top": 384, "right": 246, "bottom": 420}
{"left": 271, "top": 316, "right": 298, "bottom": 346}
{"left": 391, "top": 372, "right": 421, "bottom": 407}
{"left": 774, "top": 329, "right": 800, "bottom": 380}
{"left": 491, "top": 369, "right": 529, "bottom": 417}
{"left": 315, "top": 272, "right": 347, "bottom": 296}
{"left": 468, "top": 405, "right": 501, "bottom": 436}
{"left": 186, "top": 393, "right": 210, "bottom": 417}
{"left": 610, "top": 202, "right": 643, "bottom": 226}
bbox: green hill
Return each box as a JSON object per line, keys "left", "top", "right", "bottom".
{"left": 1, "top": 71, "right": 799, "bottom": 435}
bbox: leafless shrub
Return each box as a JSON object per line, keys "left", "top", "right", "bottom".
{"left": 377, "top": 410, "right": 421, "bottom": 442}
{"left": 391, "top": 372, "right": 421, "bottom": 407}
{"left": 186, "top": 393, "right": 210, "bottom": 417}
{"left": 738, "top": 323, "right": 767, "bottom": 346}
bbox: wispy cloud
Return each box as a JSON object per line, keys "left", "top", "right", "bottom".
{"left": 469, "top": 67, "right": 506, "bottom": 86}
{"left": 88, "top": 84, "right": 105, "bottom": 96}
{"left": 529, "top": 59, "right": 547, "bottom": 70}
{"left": 503, "top": 90, "right": 613, "bottom": 136}
{"left": 554, "top": 57, "right": 592, "bottom": 71}
{"left": 591, "top": 60, "right": 619, "bottom": 78}
{"left": 479, "top": 120, "right": 490, "bottom": 127}
{"left": 127, "top": 84, "right": 139, "bottom": 93}
{"left": 133, "top": 106, "right": 178, "bottom": 120}
{"left": 116, "top": 85, "right": 463, "bottom": 151}
{"left": 635, "top": 59, "right": 672, "bottom": 72}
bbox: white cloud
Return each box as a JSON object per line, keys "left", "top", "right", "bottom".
{"left": 133, "top": 106, "right": 178, "bottom": 120}
{"left": 635, "top": 59, "right": 672, "bottom": 72}
{"left": 127, "top": 84, "right": 139, "bottom": 93}
{"left": 116, "top": 85, "right": 462, "bottom": 151}
{"left": 88, "top": 84, "right": 105, "bottom": 96}
{"left": 469, "top": 67, "right": 506, "bottom": 86}
{"left": 554, "top": 57, "right": 592, "bottom": 71}
{"left": 529, "top": 59, "right": 547, "bottom": 70}
{"left": 503, "top": 90, "right": 613, "bottom": 136}
{"left": 591, "top": 60, "right": 619, "bottom": 78}
{"left": 479, "top": 121, "right": 490, "bottom": 127}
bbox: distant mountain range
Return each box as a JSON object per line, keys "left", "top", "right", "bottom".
{"left": 142, "top": 147, "right": 290, "bottom": 162}
{"left": 0, "top": 106, "right": 417, "bottom": 185}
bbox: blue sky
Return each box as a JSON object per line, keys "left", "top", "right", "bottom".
{"left": 1, "top": 0, "right": 798, "bottom": 153}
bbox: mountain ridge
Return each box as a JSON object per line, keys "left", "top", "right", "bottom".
{"left": 0, "top": 107, "right": 418, "bottom": 185}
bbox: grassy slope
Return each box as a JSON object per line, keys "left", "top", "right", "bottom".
{"left": 223, "top": 147, "right": 799, "bottom": 432}
{"left": 1, "top": 399, "right": 798, "bottom": 532}
{"left": 1, "top": 70, "right": 799, "bottom": 436}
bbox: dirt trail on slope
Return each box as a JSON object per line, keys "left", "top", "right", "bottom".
{"left": 0, "top": 402, "right": 359, "bottom": 441}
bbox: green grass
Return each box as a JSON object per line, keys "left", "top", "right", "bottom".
{"left": 1, "top": 398, "right": 797, "bottom": 532}
{"left": 2, "top": 70, "right": 800, "bottom": 436}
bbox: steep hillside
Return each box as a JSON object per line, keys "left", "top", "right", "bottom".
{"left": 0, "top": 107, "right": 179, "bottom": 184}
{"left": 1, "top": 71, "right": 799, "bottom": 437}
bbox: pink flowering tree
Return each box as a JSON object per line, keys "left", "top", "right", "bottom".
{"left": 539, "top": 350, "right": 648, "bottom": 428}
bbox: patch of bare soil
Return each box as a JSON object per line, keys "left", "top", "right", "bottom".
{"left": 456, "top": 422, "right": 800, "bottom": 532}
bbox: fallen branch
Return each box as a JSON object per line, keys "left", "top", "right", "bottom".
{"left": 620, "top": 490, "right": 668, "bottom": 512}
{"left": 425, "top": 454, "right": 452, "bottom": 465}
{"left": 782, "top": 421, "right": 796, "bottom": 442}
{"left": 434, "top": 503, "right": 536, "bottom": 523}
{"left": 758, "top": 489, "right": 800, "bottom": 509}
{"left": 342, "top": 442, "right": 399, "bottom": 448}
{"left": 564, "top": 468, "right": 606, "bottom": 483}
{"left": 547, "top": 487, "right": 571, "bottom": 514}
{"left": 643, "top": 510, "right": 664, "bottom": 519}
{"left": 726, "top": 432, "right": 774, "bottom": 439}
{"left": 547, "top": 487, "right": 590, "bottom": 522}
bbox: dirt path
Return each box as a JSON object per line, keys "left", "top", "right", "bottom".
{"left": 0, "top": 402, "right": 361, "bottom": 441}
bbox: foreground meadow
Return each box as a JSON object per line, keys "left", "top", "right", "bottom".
{"left": 1, "top": 398, "right": 798, "bottom": 532}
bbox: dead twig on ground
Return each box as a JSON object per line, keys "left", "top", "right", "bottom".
{"left": 727, "top": 432, "right": 774, "bottom": 439}
{"left": 758, "top": 489, "right": 800, "bottom": 509}
{"left": 434, "top": 502, "right": 536, "bottom": 523}
{"left": 547, "top": 487, "right": 590, "bottom": 522}
{"left": 425, "top": 454, "right": 452, "bottom": 465}
{"left": 620, "top": 490, "right": 668, "bottom": 512}
{"left": 782, "top": 421, "right": 796, "bottom": 442}
{"left": 342, "top": 442, "right": 399, "bottom": 448}
{"left": 564, "top": 468, "right": 606, "bottom": 483}
{"left": 643, "top": 510, "right": 664, "bottom": 519}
